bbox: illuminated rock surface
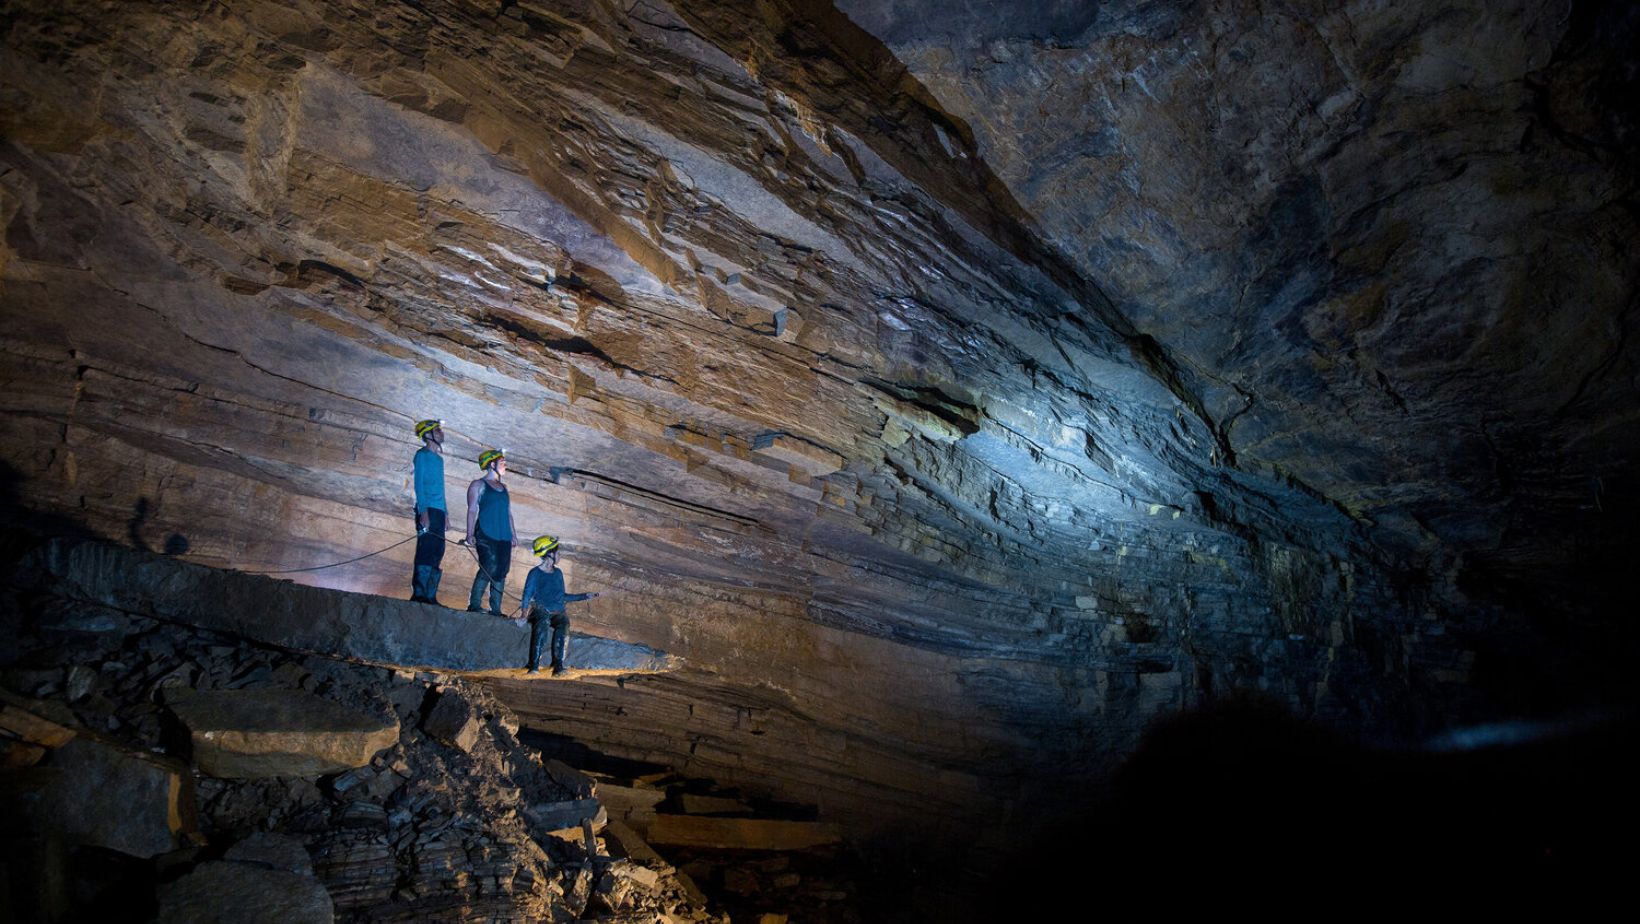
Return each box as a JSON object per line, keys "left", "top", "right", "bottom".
{"left": 1, "top": 0, "right": 1637, "bottom": 910}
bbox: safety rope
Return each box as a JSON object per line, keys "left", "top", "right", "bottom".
{"left": 236, "top": 532, "right": 583, "bottom": 623}
{"left": 238, "top": 535, "right": 419, "bottom": 575}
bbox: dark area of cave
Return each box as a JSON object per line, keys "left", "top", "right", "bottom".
{"left": 3, "top": 0, "right": 1638, "bottom": 920}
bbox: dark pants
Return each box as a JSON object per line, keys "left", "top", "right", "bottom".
{"left": 468, "top": 536, "right": 512, "bottom": 614}
{"left": 527, "top": 609, "right": 569, "bottom": 672}
{"left": 411, "top": 509, "right": 446, "bottom": 602}
{"left": 414, "top": 509, "right": 447, "bottom": 567}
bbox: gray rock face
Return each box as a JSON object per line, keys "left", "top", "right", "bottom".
{"left": 0, "top": 0, "right": 1634, "bottom": 855}
{"left": 167, "top": 688, "right": 399, "bottom": 778}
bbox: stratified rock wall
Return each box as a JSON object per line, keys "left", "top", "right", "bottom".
{"left": 3, "top": 0, "right": 1633, "bottom": 844}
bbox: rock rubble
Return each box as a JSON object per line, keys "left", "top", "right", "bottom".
{"left": 0, "top": 576, "right": 719, "bottom": 923}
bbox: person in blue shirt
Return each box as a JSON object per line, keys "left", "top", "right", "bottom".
{"left": 410, "top": 419, "right": 447, "bottom": 604}
{"left": 463, "top": 448, "right": 521, "bottom": 615}
{"left": 519, "top": 534, "right": 602, "bottom": 675}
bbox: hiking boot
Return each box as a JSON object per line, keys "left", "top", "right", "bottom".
{"left": 466, "top": 604, "right": 483, "bottom": 613}
{"left": 551, "top": 665, "right": 566, "bottom": 677}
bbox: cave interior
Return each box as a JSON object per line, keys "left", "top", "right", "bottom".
{"left": 2, "top": 0, "right": 1638, "bottom": 918}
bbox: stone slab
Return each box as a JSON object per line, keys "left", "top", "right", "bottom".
{"left": 595, "top": 782, "right": 666, "bottom": 830}
{"left": 645, "top": 815, "right": 842, "bottom": 851}
{"left": 168, "top": 689, "right": 399, "bottom": 778}
{"left": 677, "top": 793, "right": 753, "bottom": 815}
{"left": 20, "top": 539, "right": 677, "bottom": 675}
{"left": 0, "top": 701, "right": 77, "bottom": 748}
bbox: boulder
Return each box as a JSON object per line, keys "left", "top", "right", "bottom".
{"left": 32, "top": 735, "right": 193, "bottom": 858}
{"left": 157, "top": 860, "right": 335, "bottom": 924}
{"left": 168, "top": 689, "right": 399, "bottom": 778}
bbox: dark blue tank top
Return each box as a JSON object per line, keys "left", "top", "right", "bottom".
{"left": 476, "top": 480, "right": 511, "bottom": 540}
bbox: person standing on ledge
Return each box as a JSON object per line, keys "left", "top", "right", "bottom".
{"left": 410, "top": 419, "right": 447, "bottom": 605}
{"left": 519, "top": 535, "right": 601, "bottom": 676}
{"left": 464, "top": 448, "right": 520, "bottom": 616}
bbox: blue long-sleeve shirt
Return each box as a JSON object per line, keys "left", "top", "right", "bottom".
{"left": 413, "top": 448, "right": 446, "bottom": 513}
{"left": 520, "top": 566, "right": 590, "bottom": 614}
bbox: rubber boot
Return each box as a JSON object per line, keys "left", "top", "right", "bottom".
{"left": 527, "top": 614, "right": 546, "bottom": 673}
{"left": 550, "top": 614, "right": 569, "bottom": 676}
{"left": 427, "top": 568, "right": 443, "bottom": 606}
{"left": 411, "top": 566, "right": 434, "bottom": 603}
{"left": 467, "top": 573, "right": 487, "bottom": 613}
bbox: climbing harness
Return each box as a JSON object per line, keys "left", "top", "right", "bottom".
{"left": 238, "top": 534, "right": 419, "bottom": 575}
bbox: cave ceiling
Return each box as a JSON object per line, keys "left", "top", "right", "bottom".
{"left": 2, "top": 0, "right": 1637, "bottom": 834}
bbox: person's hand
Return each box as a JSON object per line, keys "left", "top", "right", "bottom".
{"left": 512, "top": 616, "right": 527, "bottom": 628}
{"left": 590, "top": 592, "right": 602, "bottom": 599}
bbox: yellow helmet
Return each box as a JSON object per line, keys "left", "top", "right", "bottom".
{"left": 532, "top": 535, "right": 560, "bottom": 557}
{"left": 478, "top": 448, "right": 506, "bottom": 470}
{"left": 415, "top": 419, "right": 443, "bottom": 439}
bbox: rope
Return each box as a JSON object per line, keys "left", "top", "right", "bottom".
{"left": 238, "top": 534, "right": 420, "bottom": 575}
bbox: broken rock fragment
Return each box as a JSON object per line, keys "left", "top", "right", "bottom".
{"left": 168, "top": 689, "right": 399, "bottom": 778}
{"left": 420, "top": 686, "right": 482, "bottom": 753}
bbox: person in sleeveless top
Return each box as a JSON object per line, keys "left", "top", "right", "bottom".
{"left": 463, "top": 448, "right": 521, "bottom": 616}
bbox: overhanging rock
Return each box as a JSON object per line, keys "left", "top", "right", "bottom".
{"left": 17, "top": 540, "right": 678, "bottom": 676}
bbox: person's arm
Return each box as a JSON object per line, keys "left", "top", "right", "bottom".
{"left": 464, "top": 479, "right": 482, "bottom": 543}
{"left": 509, "top": 506, "right": 520, "bottom": 548}
{"left": 565, "top": 588, "right": 600, "bottom": 603}
{"left": 413, "top": 453, "right": 431, "bottom": 531}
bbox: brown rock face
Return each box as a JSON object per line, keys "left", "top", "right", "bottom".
{"left": 1, "top": 0, "right": 1635, "bottom": 849}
